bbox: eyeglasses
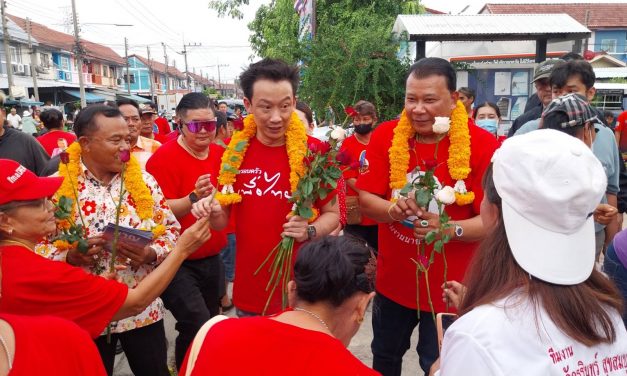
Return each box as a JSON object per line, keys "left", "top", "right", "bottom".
{"left": 184, "top": 120, "right": 217, "bottom": 134}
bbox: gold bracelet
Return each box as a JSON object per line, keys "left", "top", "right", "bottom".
{"left": 387, "top": 203, "right": 402, "bottom": 222}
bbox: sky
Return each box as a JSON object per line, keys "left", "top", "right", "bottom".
{"left": 8, "top": 0, "right": 626, "bottom": 84}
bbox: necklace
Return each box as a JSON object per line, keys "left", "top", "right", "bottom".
{"left": 0, "top": 332, "right": 12, "bottom": 370}
{"left": 178, "top": 135, "right": 208, "bottom": 160}
{"left": 0, "top": 239, "right": 34, "bottom": 250}
{"left": 294, "top": 307, "right": 330, "bottom": 332}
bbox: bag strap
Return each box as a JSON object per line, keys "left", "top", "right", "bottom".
{"left": 184, "top": 314, "right": 229, "bottom": 376}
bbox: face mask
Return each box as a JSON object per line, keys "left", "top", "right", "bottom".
{"left": 354, "top": 123, "right": 373, "bottom": 135}
{"left": 475, "top": 119, "right": 498, "bottom": 134}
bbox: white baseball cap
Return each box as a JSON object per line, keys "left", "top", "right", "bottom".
{"left": 492, "top": 129, "right": 606, "bottom": 285}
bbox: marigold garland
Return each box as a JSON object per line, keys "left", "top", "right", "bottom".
{"left": 388, "top": 101, "right": 474, "bottom": 205}
{"left": 56, "top": 142, "right": 157, "bottom": 227}
{"left": 216, "top": 112, "right": 308, "bottom": 208}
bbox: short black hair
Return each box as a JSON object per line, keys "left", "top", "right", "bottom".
{"left": 239, "top": 58, "right": 299, "bottom": 101}
{"left": 39, "top": 108, "right": 64, "bottom": 130}
{"left": 176, "top": 92, "right": 214, "bottom": 119}
{"left": 560, "top": 52, "right": 584, "bottom": 62}
{"left": 215, "top": 111, "right": 227, "bottom": 129}
{"left": 473, "top": 102, "right": 501, "bottom": 119}
{"left": 550, "top": 60, "right": 596, "bottom": 90}
{"left": 294, "top": 236, "right": 375, "bottom": 307}
{"left": 147, "top": 102, "right": 157, "bottom": 111}
{"left": 73, "top": 105, "right": 122, "bottom": 138}
{"left": 116, "top": 98, "right": 139, "bottom": 110}
{"left": 407, "top": 57, "right": 456, "bottom": 93}
{"left": 295, "top": 101, "right": 313, "bottom": 125}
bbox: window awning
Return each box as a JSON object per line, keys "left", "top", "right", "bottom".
{"left": 116, "top": 93, "right": 152, "bottom": 104}
{"left": 63, "top": 89, "right": 106, "bottom": 104}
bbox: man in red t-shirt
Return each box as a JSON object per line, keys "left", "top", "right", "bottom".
{"left": 356, "top": 58, "right": 498, "bottom": 375}
{"left": 340, "top": 100, "right": 379, "bottom": 250}
{"left": 614, "top": 110, "right": 627, "bottom": 158}
{"left": 193, "top": 59, "right": 340, "bottom": 317}
{"left": 146, "top": 93, "right": 229, "bottom": 370}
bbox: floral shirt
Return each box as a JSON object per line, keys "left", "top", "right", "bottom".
{"left": 36, "top": 163, "right": 180, "bottom": 334}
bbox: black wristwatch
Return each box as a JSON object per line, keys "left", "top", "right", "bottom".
{"left": 307, "top": 225, "right": 317, "bottom": 240}
{"left": 188, "top": 191, "right": 200, "bottom": 204}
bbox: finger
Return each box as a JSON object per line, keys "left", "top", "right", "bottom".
{"left": 405, "top": 199, "right": 422, "bottom": 216}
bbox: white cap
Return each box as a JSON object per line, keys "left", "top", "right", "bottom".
{"left": 492, "top": 129, "right": 606, "bottom": 285}
{"left": 22, "top": 110, "right": 31, "bottom": 117}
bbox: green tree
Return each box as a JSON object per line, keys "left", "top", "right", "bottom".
{"left": 209, "top": 0, "right": 422, "bottom": 121}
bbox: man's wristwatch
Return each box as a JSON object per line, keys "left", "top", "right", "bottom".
{"left": 307, "top": 225, "right": 317, "bottom": 240}
{"left": 454, "top": 224, "right": 464, "bottom": 238}
{"left": 188, "top": 191, "right": 200, "bottom": 204}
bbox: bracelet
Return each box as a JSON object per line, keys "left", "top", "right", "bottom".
{"left": 387, "top": 203, "right": 402, "bottom": 222}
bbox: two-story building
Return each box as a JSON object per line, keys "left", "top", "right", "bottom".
{"left": 126, "top": 54, "right": 190, "bottom": 109}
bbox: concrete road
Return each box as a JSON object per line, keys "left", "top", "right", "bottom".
{"left": 113, "top": 304, "right": 423, "bottom": 375}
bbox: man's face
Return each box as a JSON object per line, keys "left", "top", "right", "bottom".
{"left": 218, "top": 103, "right": 228, "bottom": 113}
{"left": 10, "top": 109, "right": 16, "bottom": 115}
{"left": 226, "top": 121, "right": 234, "bottom": 138}
{"left": 81, "top": 114, "right": 130, "bottom": 174}
{"left": 551, "top": 74, "right": 595, "bottom": 102}
{"left": 118, "top": 104, "right": 140, "bottom": 141}
{"left": 404, "top": 74, "right": 457, "bottom": 136}
{"left": 353, "top": 115, "right": 375, "bottom": 125}
{"left": 244, "top": 79, "right": 295, "bottom": 146}
{"left": 140, "top": 112, "right": 155, "bottom": 136}
{"left": 180, "top": 108, "right": 217, "bottom": 150}
{"left": 534, "top": 78, "right": 553, "bottom": 106}
{"left": 458, "top": 93, "right": 473, "bottom": 110}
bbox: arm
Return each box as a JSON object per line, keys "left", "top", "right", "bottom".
{"left": 345, "top": 178, "right": 358, "bottom": 192}
{"left": 615, "top": 130, "right": 621, "bottom": 146}
{"left": 112, "top": 217, "right": 212, "bottom": 320}
{"left": 605, "top": 194, "right": 620, "bottom": 248}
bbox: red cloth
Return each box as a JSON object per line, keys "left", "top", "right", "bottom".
{"left": 146, "top": 141, "right": 227, "bottom": 259}
{"left": 617, "top": 111, "right": 627, "bottom": 152}
{"left": 307, "top": 137, "right": 347, "bottom": 226}
{"left": 231, "top": 137, "right": 335, "bottom": 314}
{"left": 36, "top": 131, "right": 77, "bottom": 156}
{"left": 0, "top": 245, "right": 128, "bottom": 338}
{"left": 340, "top": 135, "right": 376, "bottom": 226}
{"left": 0, "top": 313, "right": 107, "bottom": 375}
{"left": 154, "top": 117, "right": 171, "bottom": 136}
{"left": 356, "top": 120, "right": 498, "bottom": 312}
{"left": 179, "top": 316, "right": 379, "bottom": 375}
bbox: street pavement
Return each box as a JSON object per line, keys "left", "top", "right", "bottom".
{"left": 113, "top": 298, "right": 423, "bottom": 375}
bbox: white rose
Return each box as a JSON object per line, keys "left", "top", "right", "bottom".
{"left": 330, "top": 127, "right": 346, "bottom": 141}
{"left": 432, "top": 117, "right": 451, "bottom": 134}
{"left": 435, "top": 186, "right": 456, "bottom": 205}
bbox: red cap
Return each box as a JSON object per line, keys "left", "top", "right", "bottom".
{"left": 0, "top": 159, "right": 64, "bottom": 205}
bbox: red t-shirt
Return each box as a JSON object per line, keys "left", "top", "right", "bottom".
{"left": 0, "top": 313, "right": 107, "bottom": 375}
{"left": 0, "top": 245, "right": 128, "bottom": 338}
{"left": 340, "top": 135, "right": 376, "bottom": 226}
{"left": 37, "top": 130, "right": 77, "bottom": 156}
{"left": 616, "top": 111, "right": 627, "bottom": 152}
{"left": 356, "top": 120, "right": 498, "bottom": 312}
{"left": 155, "top": 116, "right": 171, "bottom": 136}
{"left": 179, "top": 316, "right": 379, "bottom": 375}
{"left": 231, "top": 137, "right": 335, "bottom": 314}
{"left": 146, "top": 140, "right": 227, "bottom": 259}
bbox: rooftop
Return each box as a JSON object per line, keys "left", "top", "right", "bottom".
{"left": 129, "top": 54, "right": 186, "bottom": 79}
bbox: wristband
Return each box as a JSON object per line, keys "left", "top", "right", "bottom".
{"left": 388, "top": 203, "right": 402, "bottom": 222}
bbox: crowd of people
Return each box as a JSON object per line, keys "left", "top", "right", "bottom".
{"left": 0, "top": 53, "right": 625, "bottom": 376}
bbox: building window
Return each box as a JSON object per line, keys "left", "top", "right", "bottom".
{"left": 601, "top": 39, "right": 617, "bottom": 53}
{"left": 110, "top": 67, "right": 115, "bottom": 77}
{"left": 39, "top": 53, "right": 50, "bottom": 68}
{"left": 60, "top": 56, "right": 70, "bottom": 71}
{"left": 126, "top": 73, "right": 135, "bottom": 84}
{"left": 9, "top": 46, "right": 19, "bottom": 63}
{"left": 102, "top": 65, "right": 109, "bottom": 77}
{"left": 593, "top": 90, "right": 623, "bottom": 111}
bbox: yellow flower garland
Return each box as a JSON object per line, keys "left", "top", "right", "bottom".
{"left": 216, "top": 112, "right": 308, "bottom": 207}
{"left": 388, "top": 100, "right": 474, "bottom": 205}
{"left": 56, "top": 143, "right": 159, "bottom": 231}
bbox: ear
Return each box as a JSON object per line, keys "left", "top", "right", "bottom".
{"left": 0, "top": 212, "right": 15, "bottom": 236}
{"left": 586, "top": 87, "right": 596, "bottom": 102}
{"left": 243, "top": 97, "right": 252, "bottom": 113}
{"left": 287, "top": 280, "right": 298, "bottom": 308}
{"left": 78, "top": 136, "right": 91, "bottom": 152}
{"left": 354, "top": 292, "right": 375, "bottom": 322}
{"left": 451, "top": 91, "right": 460, "bottom": 110}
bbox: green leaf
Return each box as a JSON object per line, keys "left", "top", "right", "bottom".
{"left": 77, "top": 239, "right": 89, "bottom": 254}
{"left": 319, "top": 189, "right": 328, "bottom": 200}
{"left": 440, "top": 211, "right": 450, "bottom": 223}
{"left": 298, "top": 206, "right": 313, "bottom": 219}
{"left": 234, "top": 140, "right": 247, "bottom": 152}
{"left": 303, "top": 180, "right": 314, "bottom": 196}
{"left": 229, "top": 155, "right": 239, "bottom": 163}
{"left": 416, "top": 189, "right": 431, "bottom": 208}
{"left": 424, "top": 230, "right": 437, "bottom": 245}
{"left": 433, "top": 240, "right": 444, "bottom": 253}
{"left": 442, "top": 234, "right": 451, "bottom": 244}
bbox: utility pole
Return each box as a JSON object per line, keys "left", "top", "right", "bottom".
{"left": 147, "top": 46, "right": 154, "bottom": 102}
{"left": 182, "top": 42, "right": 200, "bottom": 92}
{"left": 1, "top": 0, "right": 15, "bottom": 99}
{"left": 25, "top": 18, "right": 39, "bottom": 101}
{"left": 70, "top": 0, "right": 86, "bottom": 108}
{"left": 124, "top": 37, "right": 130, "bottom": 94}
{"left": 162, "top": 42, "right": 169, "bottom": 110}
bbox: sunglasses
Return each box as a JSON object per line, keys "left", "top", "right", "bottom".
{"left": 183, "top": 120, "right": 217, "bottom": 134}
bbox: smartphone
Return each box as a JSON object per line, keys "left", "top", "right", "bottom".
{"left": 436, "top": 313, "right": 458, "bottom": 352}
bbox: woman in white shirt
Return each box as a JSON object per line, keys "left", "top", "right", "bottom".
{"left": 437, "top": 129, "right": 627, "bottom": 375}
